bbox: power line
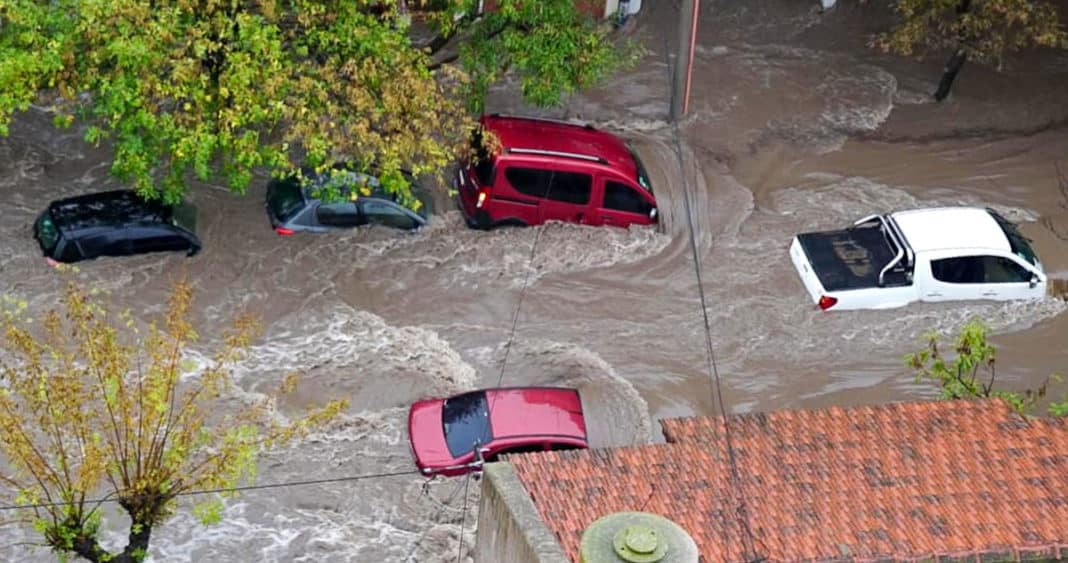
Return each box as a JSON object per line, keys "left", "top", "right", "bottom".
{"left": 492, "top": 224, "right": 544, "bottom": 391}
{"left": 403, "top": 476, "right": 470, "bottom": 562}
{"left": 661, "top": 25, "right": 764, "bottom": 563}
{"left": 0, "top": 469, "right": 420, "bottom": 512}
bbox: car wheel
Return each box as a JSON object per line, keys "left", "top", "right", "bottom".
{"left": 471, "top": 210, "right": 493, "bottom": 230}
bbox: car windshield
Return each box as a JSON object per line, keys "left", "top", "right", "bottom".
{"left": 268, "top": 178, "right": 306, "bottom": 221}
{"left": 34, "top": 211, "right": 60, "bottom": 254}
{"left": 989, "top": 210, "right": 1039, "bottom": 266}
{"left": 172, "top": 201, "right": 197, "bottom": 234}
{"left": 628, "top": 145, "right": 653, "bottom": 194}
{"left": 442, "top": 391, "right": 492, "bottom": 458}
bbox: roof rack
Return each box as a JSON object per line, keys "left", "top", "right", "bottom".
{"left": 489, "top": 113, "right": 596, "bottom": 130}
{"left": 507, "top": 147, "right": 609, "bottom": 165}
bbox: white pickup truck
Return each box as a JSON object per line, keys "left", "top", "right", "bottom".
{"left": 789, "top": 207, "right": 1047, "bottom": 311}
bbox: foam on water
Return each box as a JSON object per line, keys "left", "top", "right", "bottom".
{"left": 235, "top": 303, "right": 477, "bottom": 412}
{"left": 465, "top": 338, "right": 654, "bottom": 447}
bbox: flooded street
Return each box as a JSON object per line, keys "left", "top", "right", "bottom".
{"left": 3, "top": 0, "right": 1068, "bottom": 560}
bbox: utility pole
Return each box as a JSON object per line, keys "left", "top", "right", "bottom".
{"left": 671, "top": 0, "right": 699, "bottom": 120}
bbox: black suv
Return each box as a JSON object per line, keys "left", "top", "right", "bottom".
{"left": 34, "top": 190, "right": 201, "bottom": 264}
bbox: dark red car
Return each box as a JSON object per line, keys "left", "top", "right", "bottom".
{"left": 456, "top": 114, "right": 658, "bottom": 230}
{"left": 407, "top": 387, "right": 588, "bottom": 477}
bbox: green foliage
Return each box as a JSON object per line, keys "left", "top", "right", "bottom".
{"left": 0, "top": 280, "right": 346, "bottom": 562}
{"left": 0, "top": 0, "right": 632, "bottom": 207}
{"left": 872, "top": 0, "right": 1068, "bottom": 67}
{"left": 455, "top": 0, "right": 641, "bottom": 112}
{"left": 905, "top": 319, "right": 1068, "bottom": 416}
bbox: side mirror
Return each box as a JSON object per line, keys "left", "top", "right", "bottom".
{"left": 1030, "top": 275, "right": 1039, "bottom": 289}
{"left": 649, "top": 207, "right": 658, "bottom": 221}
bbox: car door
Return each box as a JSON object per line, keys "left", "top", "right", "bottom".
{"left": 129, "top": 226, "right": 195, "bottom": 256}
{"left": 359, "top": 199, "right": 423, "bottom": 230}
{"left": 78, "top": 228, "right": 131, "bottom": 260}
{"left": 975, "top": 254, "right": 1043, "bottom": 300}
{"left": 538, "top": 169, "right": 593, "bottom": 225}
{"left": 314, "top": 201, "right": 364, "bottom": 230}
{"left": 923, "top": 255, "right": 986, "bottom": 302}
{"left": 593, "top": 178, "right": 656, "bottom": 228}
{"left": 499, "top": 165, "right": 551, "bottom": 225}
{"left": 924, "top": 254, "right": 1038, "bottom": 302}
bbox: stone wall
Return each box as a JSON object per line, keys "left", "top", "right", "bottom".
{"left": 474, "top": 463, "right": 570, "bottom": 563}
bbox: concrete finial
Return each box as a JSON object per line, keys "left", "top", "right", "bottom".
{"left": 580, "top": 512, "right": 698, "bottom": 563}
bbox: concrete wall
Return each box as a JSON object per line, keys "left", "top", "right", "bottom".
{"left": 474, "top": 463, "right": 570, "bottom": 563}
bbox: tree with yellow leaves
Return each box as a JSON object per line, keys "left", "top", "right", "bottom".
{"left": 0, "top": 281, "right": 346, "bottom": 562}
{"left": 872, "top": 0, "right": 1068, "bottom": 101}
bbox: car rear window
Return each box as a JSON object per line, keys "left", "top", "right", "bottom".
{"left": 629, "top": 145, "right": 653, "bottom": 194}
{"left": 268, "top": 179, "right": 305, "bottom": 221}
{"left": 35, "top": 211, "right": 60, "bottom": 255}
{"left": 442, "top": 391, "right": 492, "bottom": 458}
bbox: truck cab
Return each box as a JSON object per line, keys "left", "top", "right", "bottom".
{"left": 790, "top": 207, "right": 1046, "bottom": 311}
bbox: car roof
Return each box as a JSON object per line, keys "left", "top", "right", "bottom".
{"left": 284, "top": 170, "right": 433, "bottom": 217}
{"left": 482, "top": 114, "right": 638, "bottom": 180}
{"left": 485, "top": 387, "right": 587, "bottom": 442}
{"left": 891, "top": 207, "right": 1010, "bottom": 254}
{"left": 48, "top": 190, "right": 173, "bottom": 232}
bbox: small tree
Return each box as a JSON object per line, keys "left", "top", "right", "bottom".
{"left": 871, "top": 0, "right": 1068, "bottom": 101}
{"left": 0, "top": 280, "right": 346, "bottom": 562}
{"left": 906, "top": 319, "right": 1068, "bottom": 416}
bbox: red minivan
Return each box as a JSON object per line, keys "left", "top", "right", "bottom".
{"left": 456, "top": 114, "right": 658, "bottom": 229}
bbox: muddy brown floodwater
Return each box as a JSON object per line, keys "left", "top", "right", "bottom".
{"left": 3, "top": 0, "right": 1068, "bottom": 560}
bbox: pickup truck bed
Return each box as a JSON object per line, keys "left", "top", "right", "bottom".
{"left": 796, "top": 226, "right": 897, "bottom": 291}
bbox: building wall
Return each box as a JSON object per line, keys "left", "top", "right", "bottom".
{"left": 474, "top": 463, "right": 570, "bottom": 563}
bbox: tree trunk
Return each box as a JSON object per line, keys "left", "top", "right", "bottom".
{"left": 933, "top": 0, "right": 972, "bottom": 102}
{"left": 933, "top": 48, "right": 967, "bottom": 102}
{"left": 70, "top": 519, "right": 153, "bottom": 562}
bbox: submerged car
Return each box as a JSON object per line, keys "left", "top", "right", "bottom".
{"left": 790, "top": 207, "right": 1046, "bottom": 311}
{"left": 455, "top": 113, "right": 658, "bottom": 230}
{"left": 34, "top": 190, "right": 200, "bottom": 264}
{"left": 407, "top": 387, "right": 588, "bottom": 477}
{"left": 266, "top": 169, "right": 432, "bottom": 235}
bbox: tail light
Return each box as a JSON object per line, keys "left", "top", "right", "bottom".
{"left": 476, "top": 189, "right": 488, "bottom": 208}
{"left": 275, "top": 227, "right": 295, "bottom": 236}
{"left": 818, "top": 295, "right": 838, "bottom": 310}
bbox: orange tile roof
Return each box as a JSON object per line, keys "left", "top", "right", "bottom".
{"left": 508, "top": 399, "right": 1068, "bottom": 562}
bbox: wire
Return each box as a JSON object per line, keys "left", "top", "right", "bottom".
{"left": 403, "top": 476, "right": 471, "bottom": 562}
{"left": 492, "top": 225, "right": 544, "bottom": 391}
{"left": 0, "top": 469, "right": 421, "bottom": 512}
{"left": 453, "top": 471, "right": 473, "bottom": 563}
{"left": 661, "top": 25, "right": 764, "bottom": 563}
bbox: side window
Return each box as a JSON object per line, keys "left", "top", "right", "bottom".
{"left": 316, "top": 202, "right": 363, "bottom": 228}
{"left": 981, "top": 256, "right": 1032, "bottom": 283}
{"left": 79, "top": 230, "right": 129, "bottom": 258}
{"left": 603, "top": 181, "right": 651, "bottom": 214}
{"left": 504, "top": 167, "right": 554, "bottom": 198}
{"left": 930, "top": 256, "right": 985, "bottom": 284}
{"left": 130, "top": 227, "right": 190, "bottom": 254}
{"left": 361, "top": 200, "right": 419, "bottom": 230}
{"left": 547, "top": 171, "right": 592, "bottom": 205}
